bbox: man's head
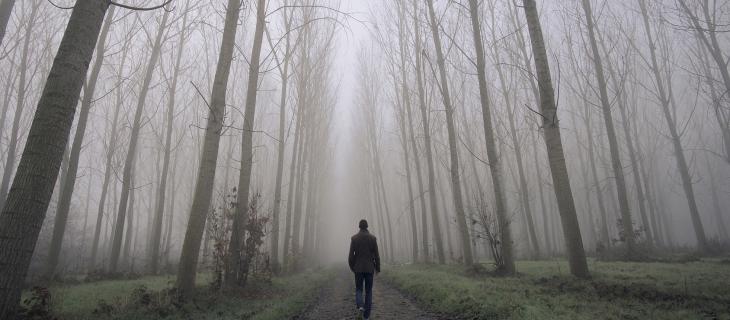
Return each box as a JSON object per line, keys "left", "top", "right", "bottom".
{"left": 358, "top": 219, "right": 368, "bottom": 230}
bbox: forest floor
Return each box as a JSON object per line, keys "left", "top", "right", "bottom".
{"left": 23, "top": 258, "right": 730, "bottom": 319}
{"left": 383, "top": 258, "right": 730, "bottom": 319}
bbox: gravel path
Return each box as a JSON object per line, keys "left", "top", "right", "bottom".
{"left": 298, "top": 269, "right": 442, "bottom": 320}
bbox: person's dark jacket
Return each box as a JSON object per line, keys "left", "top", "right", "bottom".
{"left": 348, "top": 229, "right": 380, "bottom": 273}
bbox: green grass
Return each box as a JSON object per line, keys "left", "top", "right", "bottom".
{"left": 32, "top": 274, "right": 202, "bottom": 317}
{"left": 382, "top": 259, "right": 730, "bottom": 320}
{"left": 31, "top": 271, "right": 331, "bottom": 320}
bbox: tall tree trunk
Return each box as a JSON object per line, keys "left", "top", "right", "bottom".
{"left": 639, "top": 152, "right": 663, "bottom": 247}
{"left": 0, "top": 0, "right": 14, "bottom": 47}
{"left": 176, "top": 0, "right": 242, "bottom": 298}
{"left": 283, "top": 83, "right": 305, "bottom": 270}
{"left": 406, "top": 87, "right": 429, "bottom": 262}
{"left": 568, "top": 108, "right": 598, "bottom": 248}
{"left": 0, "top": 1, "right": 110, "bottom": 316}
{"left": 580, "top": 0, "right": 636, "bottom": 257}
{"left": 395, "top": 94, "right": 418, "bottom": 262}
{"left": 532, "top": 131, "right": 553, "bottom": 255}
{"left": 150, "top": 2, "right": 190, "bottom": 275}
{"left": 90, "top": 37, "right": 128, "bottom": 270}
{"left": 302, "top": 150, "right": 319, "bottom": 259}
{"left": 459, "top": 110, "right": 486, "bottom": 255}
{"left": 613, "top": 69, "right": 654, "bottom": 246}
{"left": 0, "top": 2, "right": 39, "bottom": 209}
{"left": 487, "top": 4, "right": 540, "bottom": 259}
{"left": 121, "top": 163, "right": 136, "bottom": 269}
{"left": 396, "top": 2, "right": 419, "bottom": 262}
{"left": 291, "top": 113, "right": 309, "bottom": 265}
{"left": 638, "top": 0, "right": 708, "bottom": 252}
{"left": 425, "top": 0, "right": 474, "bottom": 266}
{"left": 370, "top": 124, "right": 396, "bottom": 262}
{"left": 163, "top": 157, "right": 177, "bottom": 267}
{"left": 370, "top": 166, "right": 391, "bottom": 259}
{"left": 705, "top": 155, "right": 729, "bottom": 240}
{"left": 106, "top": 177, "right": 118, "bottom": 254}
{"left": 595, "top": 28, "right": 654, "bottom": 246}
{"left": 412, "top": 0, "right": 443, "bottom": 264}
{"left": 508, "top": 2, "right": 556, "bottom": 254}
{"left": 45, "top": 5, "right": 116, "bottom": 278}
{"left": 395, "top": 86, "right": 419, "bottom": 262}
{"left": 109, "top": 8, "right": 170, "bottom": 272}
{"left": 579, "top": 88, "right": 611, "bottom": 247}
{"left": 436, "top": 172, "right": 455, "bottom": 260}
{"left": 227, "top": 0, "right": 268, "bottom": 285}
{"left": 80, "top": 173, "right": 93, "bottom": 261}
{"left": 267, "top": 5, "right": 292, "bottom": 274}
{"left": 522, "top": 0, "right": 589, "bottom": 278}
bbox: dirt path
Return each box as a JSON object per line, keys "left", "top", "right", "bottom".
{"left": 298, "top": 269, "right": 442, "bottom": 320}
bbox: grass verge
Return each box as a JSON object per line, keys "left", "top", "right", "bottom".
{"left": 382, "top": 260, "right": 730, "bottom": 320}
{"left": 26, "top": 270, "right": 331, "bottom": 320}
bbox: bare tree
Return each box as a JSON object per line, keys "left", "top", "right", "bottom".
{"left": 283, "top": 63, "right": 305, "bottom": 270}
{"left": 44, "top": 5, "right": 117, "bottom": 279}
{"left": 411, "top": 0, "right": 444, "bottom": 264}
{"left": 149, "top": 0, "right": 191, "bottom": 275}
{"left": 596, "top": 26, "right": 655, "bottom": 247}
{"left": 466, "top": 0, "right": 517, "bottom": 271}
{"left": 396, "top": 0, "right": 419, "bottom": 263}
{"left": 177, "top": 0, "right": 242, "bottom": 298}
{"left": 563, "top": 32, "right": 611, "bottom": 247}
{"left": 638, "top": 0, "right": 708, "bottom": 251}
{"left": 425, "top": 0, "right": 474, "bottom": 266}
{"left": 266, "top": 1, "right": 295, "bottom": 275}
{"left": 90, "top": 29, "right": 132, "bottom": 270}
{"left": 227, "top": 0, "right": 268, "bottom": 286}
{"left": 109, "top": 7, "right": 170, "bottom": 273}
{"left": 521, "top": 0, "right": 590, "bottom": 278}
{"left": 486, "top": 0, "right": 541, "bottom": 260}
{"left": 0, "top": 0, "right": 113, "bottom": 316}
{"left": 357, "top": 45, "right": 395, "bottom": 262}
{"left": 580, "top": 0, "right": 637, "bottom": 257}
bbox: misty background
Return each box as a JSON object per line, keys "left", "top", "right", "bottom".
{"left": 0, "top": 0, "right": 727, "bottom": 280}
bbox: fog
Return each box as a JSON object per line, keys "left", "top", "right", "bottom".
{"left": 0, "top": 0, "right": 729, "bottom": 316}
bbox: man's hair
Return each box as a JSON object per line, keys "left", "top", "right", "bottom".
{"left": 358, "top": 219, "right": 368, "bottom": 229}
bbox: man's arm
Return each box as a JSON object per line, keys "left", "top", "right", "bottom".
{"left": 373, "top": 237, "right": 380, "bottom": 273}
{"left": 348, "top": 238, "right": 355, "bottom": 271}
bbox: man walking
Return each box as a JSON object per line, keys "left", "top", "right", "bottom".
{"left": 348, "top": 219, "right": 380, "bottom": 320}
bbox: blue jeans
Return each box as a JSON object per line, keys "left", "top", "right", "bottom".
{"left": 354, "top": 272, "right": 374, "bottom": 318}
